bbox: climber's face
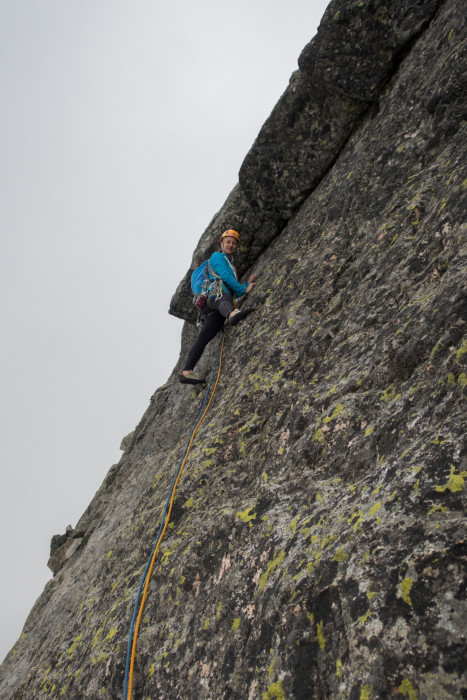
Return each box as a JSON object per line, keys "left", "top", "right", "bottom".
{"left": 221, "top": 236, "right": 238, "bottom": 255}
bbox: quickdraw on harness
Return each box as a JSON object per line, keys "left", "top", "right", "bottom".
{"left": 191, "top": 256, "right": 239, "bottom": 326}
{"left": 122, "top": 330, "right": 227, "bottom": 700}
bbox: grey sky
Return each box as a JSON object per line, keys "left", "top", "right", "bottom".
{"left": 0, "top": 0, "right": 329, "bottom": 661}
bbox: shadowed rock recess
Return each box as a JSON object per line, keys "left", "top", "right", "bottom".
{"left": 1, "top": 0, "right": 466, "bottom": 698}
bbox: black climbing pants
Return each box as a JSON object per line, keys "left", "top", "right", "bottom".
{"left": 182, "top": 292, "right": 234, "bottom": 371}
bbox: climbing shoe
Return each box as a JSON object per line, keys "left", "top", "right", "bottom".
{"left": 179, "top": 371, "right": 205, "bottom": 385}
{"left": 227, "top": 308, "right": 256, "bottom": 327}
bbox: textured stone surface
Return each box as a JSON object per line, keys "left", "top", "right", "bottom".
{"left": 48, "top": 525, "right": 85, "bottom": 577}
{"left": 171, "top": 0, "right": 444, "bottom": 323}
{"left": 1, "top": 0, "right": 466, "bottom": 698}
{"left": 239, "top": 0, "right": 443, "bottom": 217}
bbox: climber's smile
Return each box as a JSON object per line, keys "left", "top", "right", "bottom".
{"left": 221, "top": 236, "right": 238, "bottom": 255}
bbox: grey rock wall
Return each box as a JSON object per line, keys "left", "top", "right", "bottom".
{"left": 1, "top": 0, "right": 466, "bottom": 698}
{"left": 170, "top": 0, "right": 444, "bottom": 322}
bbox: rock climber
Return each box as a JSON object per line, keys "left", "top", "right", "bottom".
{"left": 179, "top": 229, "right": 257, "bottom": 384}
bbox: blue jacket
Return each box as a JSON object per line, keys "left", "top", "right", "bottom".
{"left": 208, "top": 252, "right": 248, "bottom": 298}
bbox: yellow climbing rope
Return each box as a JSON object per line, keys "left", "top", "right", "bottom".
{"left": 124, "top": 329, "right": 227, "bottom": 700}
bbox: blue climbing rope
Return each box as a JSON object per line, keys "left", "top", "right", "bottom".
{"left": 123, "top": 331, "right": 227, "bottom": 700}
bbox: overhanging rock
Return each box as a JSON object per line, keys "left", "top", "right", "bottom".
{"left": 239, "top": 0, "right": 443, "bottom": 216}
{"left": 170, "top": 0, "right": 443, "bottom": 323}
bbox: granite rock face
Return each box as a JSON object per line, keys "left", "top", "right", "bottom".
{"left": 171, "top": 0, "right": 444, "bottom": 322}
{"left": 1, "top": 0, "right": 466, "bottom": 698}
{"left": 239, "top": 0, "right": 443, "bottom": 217}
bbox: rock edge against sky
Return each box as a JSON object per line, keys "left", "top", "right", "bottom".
{"left": 1, "top": 0, "right": 466, "bottom": 698}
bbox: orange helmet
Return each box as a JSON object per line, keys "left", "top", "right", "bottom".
{"left": 221, "top": 229, "right": 240, "bottom": 241}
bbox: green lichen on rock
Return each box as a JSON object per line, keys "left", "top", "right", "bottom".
{"left": 1, "top": 0, "right": 466, "bottom": 698}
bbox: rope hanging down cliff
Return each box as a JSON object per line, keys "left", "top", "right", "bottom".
{"left": 123, "top": 329, "right": 227, "bottom": 700}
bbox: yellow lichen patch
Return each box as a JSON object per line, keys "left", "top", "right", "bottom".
{"left": 314, "top": 428, "right": 326, "bottom": 443}
{"left": 102, "top": 626, "right": 118, "bottom": 644}
{"left": 286, "top": 515, "right": 300, "bottom": 535}
{"left": 263, "top": 680, "right": 285, "bottom": 700}
{"left": 401, "top": 577, "right": 414, "bottom": 605}
{"left": 67, "top": 633, "right": 83, "bottom": 657}
{"left": 360, "top": 684, "right": 372, "bottom": 700}
{"left": 380, "top": 384, "right": 396, "bottom": 403}
{"left": 91, "top": 627, "right": 103, "bottom": 650}
{"left": 41, "top": 666, "right": 51, "bottom": 691}
{"left": 332, "top": 547, "right": 348, "bottom": 562}
{"left": 336, "top": 659, "right": 343, "bottom": 679}
{"left": 316, "top": 620, "right": 325, "bottom": 649}
{"left": 350, "top": 509, "right": 364, "bottom": 530}
{"left": 368, "top": 501, "right": 382, "bottom": 517}
{"left": 258, "top": 550, "right": 286, "bottom": 592}
{"left": 428, "top": 504, "right": 447, "bottom": 515}
{"left": 398, "top": 678, "right": 418, "bottom": 699}
{"left": 431, "top": 435, "right": 448, "bottom": 445}
{"left": 357, "top": 609, "right": 371, "bottom": 625}
{"left": 323, "top": 403, "right": 344, "bottom": 424}
{"left": 320, "top": 534, "right": 336, "bottom": 551}
{"left": 435, "top": 465, "right": 467, "bottom": 493}
{"left": 231, "top": 618, "right": 241, "bottom": 631}
{"left": 160, "top": 543, "right": 178, "bottom": 564}
{"left": 92, "top": 651, "right": 110, "bottom": 664}
{"left": 267, "top": 656, "right": 276, "bottom": 678}
{"left": 239, "top": 414, "right": 261, "bottom": 433}
{"left": 235, "top": 506, "right": 257, "bottom": 524}
{"left": 456, "top": 339, "right": 467, "bottom": 360}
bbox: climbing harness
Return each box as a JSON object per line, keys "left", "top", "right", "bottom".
{"left": 123, "top": 329, "right": 227, "bottom": 700}
{"left": 192, "top": 262, "right": 221, "bottom": 326}
{"left": 193, "top": 259, "right": 237, "bottom": 327}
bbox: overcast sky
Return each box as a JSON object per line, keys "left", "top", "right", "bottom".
{"left": 0, "top": 0, "right": 329, "bottom": 662}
